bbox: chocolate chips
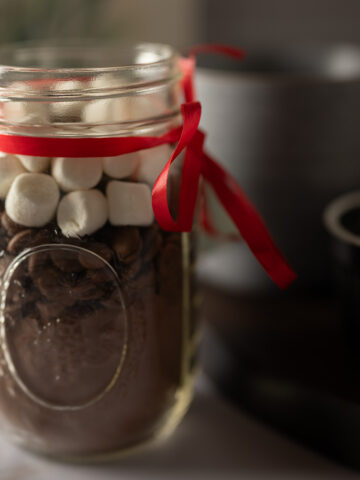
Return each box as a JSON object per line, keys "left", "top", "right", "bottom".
{"left": 7, "top": 230, "right": 39, "bottom": 255}
{"left": 6, "top": 227, "right": 52, "bottom": 256}
{"left": 141, "top": 224, "right": 163, "bottom": 263}
{"left": 0, "top": 218, "right": 171, "bottom": 317}
{"left": 78, "top": 242, "right": 113, "bottom": 269}
{"left": 35, "top": 266, "right": 76, "bottom": 305}
{"left": 1, "top": 212, "right": 27, "bottom": 236}
{"left": 112, "top": 227, "right": 142, "bottom": 264}
{"left": 50, "top": 250, "right": 84, "bottom": 273}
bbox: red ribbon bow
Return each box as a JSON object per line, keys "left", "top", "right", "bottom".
{"left": 0, "top": 44, "right": 296, "bottom": 289}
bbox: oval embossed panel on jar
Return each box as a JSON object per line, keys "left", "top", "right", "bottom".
{"left": 0, "top": 244, "right": 127, "bottom": 410}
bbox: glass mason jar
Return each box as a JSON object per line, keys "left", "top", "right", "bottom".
{"left": 0, "top": 42, "right": 197, "bottom": 459}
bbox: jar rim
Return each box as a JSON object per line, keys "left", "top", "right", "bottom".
{"left": 0, "top": 40, "right": 179, "bottom": 74}
{"left": 0, "top": 40, "right": 183, "bottom": 138}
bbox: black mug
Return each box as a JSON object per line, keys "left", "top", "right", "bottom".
{"left": 324, "top": 191, "right": 360, "bottom": 352}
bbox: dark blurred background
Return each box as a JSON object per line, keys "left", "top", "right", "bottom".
{"left": 1, "top": 0, "right": 360, "bottom": 48}
{"left": 204, "top": 0, "right": 360, "bottom": 46}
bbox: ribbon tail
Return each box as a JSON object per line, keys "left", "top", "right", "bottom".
{"left": 179, "top": 57, "right": 196, "bottom": 103}
{"left": 152, "top": 101, "right": 202, "bottom": 231}
{"left": 188, "top": 44, "right": 246, "bottom": 59}
{"left": 179, "top": 44, "right": 246, "bottom": 103}
{"left": 199, "top": 183, "right": 240, "bottom": 241}
{"left": 201, "top": 152, "right": 297, "bottom": 289}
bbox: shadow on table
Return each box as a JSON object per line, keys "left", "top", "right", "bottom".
{"left": 97, "top": 378, "right": 356, "bottom": 479}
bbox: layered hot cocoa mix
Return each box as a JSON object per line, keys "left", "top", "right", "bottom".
{"left": 0, "top": 163, "right": 196, "bottom": 458}
{"left": 0, "top": 42, "right": 200, "bottom": 459}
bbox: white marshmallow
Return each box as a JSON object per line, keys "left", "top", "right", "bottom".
{"left": 107, "top": 181, "right": 154, "bottom": 226}
{"left": 3, "top": 83, "right": 49, "bottom": 125}
{"left": 135, "top": 145, "right": 173, "bottom": 187}
{"left": 50, "top": 79, "right": 84, "bottom": 120}
{"left": 91, "top": 74, "right": 120, "bottom": 90}
{"left": 53, "top": 79, "right": 83, "bottom": 92}
{"left": 3, "top": 101, "right": 49, "bottom": 125}
{"left": 128, "top": 95, "right": 165, "bottom": 122}
{"left": 18, "top": 155, "right": 50, "bottom": 173}
{"left": 83, "top": 98, "right": 131, "bottom": 124}
{"left": 5, "top": 173, "right": 60, "bottom": 227}
{"left": 103, "top": 153, "right": 139, "bottom": 179}
{"left": 57, "top": 190, "right": 108, "bottom": 237}
{"left": 52, "top": 157, "right": 103, "bottom": 192}
{"left": 83, "top": 90, "right": 164, "bottom": 126}
{"left": 0, "top": 154, "right": 27, "bottom": 198}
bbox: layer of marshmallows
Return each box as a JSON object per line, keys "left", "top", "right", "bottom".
{"left": 2, "top": 78, "right": 176, "bottom": 127}
{"left": 0, "top": 146, "right": 172, "bottom": 238}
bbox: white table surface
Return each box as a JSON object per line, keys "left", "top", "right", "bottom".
{"left": 0, "top": 376, "right": 358, "bottom": 480}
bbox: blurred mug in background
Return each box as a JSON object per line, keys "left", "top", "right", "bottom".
{"left": 196, "top": 44, "right": 360, "bottom": 466}
{"left": 197, "top": 44, "right": 360, "bottom": 293}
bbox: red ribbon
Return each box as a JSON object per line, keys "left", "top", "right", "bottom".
{"left": 180, "top": 44, "right": 296, "bottom": 288}
{"left": 0, "top": 45, "right": 296, "bottom": 289}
